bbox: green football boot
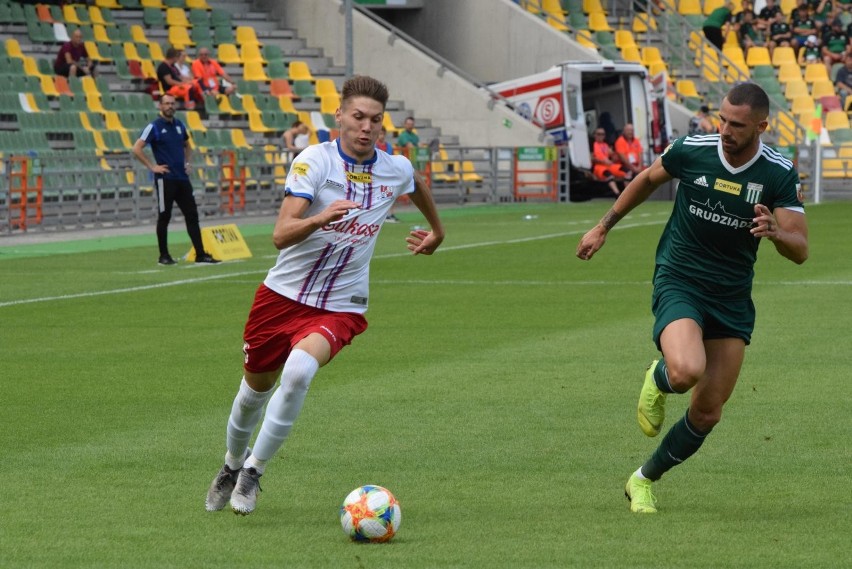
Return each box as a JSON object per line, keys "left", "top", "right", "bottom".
{"left": 624, "top": 473, "right": 658, "bottom": 514}
{"left": 638, "top": 359, "right": 667, "bottom": 437}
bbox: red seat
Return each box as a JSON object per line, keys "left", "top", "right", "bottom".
{"left": 128, "top": 60, "right": 144, "bottom": 79}
{"left": 819, "top": 95, "right": 842, "bottom": 113}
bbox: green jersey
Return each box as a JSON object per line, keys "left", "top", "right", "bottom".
{"left": 656, "top": 134, "right": 804, "bottom": 299}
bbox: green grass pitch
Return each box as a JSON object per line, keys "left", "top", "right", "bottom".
{"left": 1, "top": 201, "right": 850, "bottom": 568}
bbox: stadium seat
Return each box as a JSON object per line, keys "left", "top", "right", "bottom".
{"left": 821, "top": 158, "right": 846, "bottom": 177}
{"left": 804, "top": 63, "right": 829, "bottom": 84}
{"left": 641, "top": 47, "right": 664, "bottom": 68}
{"left": 574, "top": 30, "right": 597, "bottom": 50}
{"left": 620, "top": 45, "right": 642, "bottom": 64}
{"left": 269, "top": 79, "right": 295, "bottom": 99}
{"left": 186, "top": 0, "right": 212, "bottom": 9}
{"left": 632, "top": 13, "right": 657, "bottom": 33}
{"left": 243, "top": 61, "right": 269, "bottom": 82}
{"left": 703, "top": 0, "right": 725, "bottom": 14}
{"left": 588, "top": 12, "right": 613, "bottom": 32}
{"left": 166, "top": 8, "right": 191, "bottom": 28}
{"left": 614, "top": 30, "right": 637, "bottom": 49}
{"left": 278, "top": 95, "right": 298, "bottom": 114}
{"left": 676, "top": 79, "right": 700, "bottom": 99}
{"left": 168, "top": 26, "right": 194, "bottom": 49}
{"left": 247, "top": 111, "right": 274, "bottom": 133}
{"left": 825, "top": 110, "right": 850, "bottom": 131}
{"left": 777, "top": 62, "right": 803, "bottom": 84}
{"left": 811, "top": 79, "right": 836, "bottom": 100}
{"left": 784, "top": 80, "right": 809, "bottom": 100}
{"left": 216, "top": 43, "right": 241, "bottom": 65}
{"left": 745, "top": 46, "right": 771, "bottom": 67}
{"left": 236, "top": 26, "right": 261, "bottom": 46}
{"left": 791, "top": 94, "right": 815, "bottom": 115}
{"left": 771, "top": 46, "right": 796, "bottom": 67}
{"left": 677, "top": 0, "right": 702, "bottom": 15}
{"left": 230, "top": 128, "right": 252, "bottom": 149}
{"left": 288, "top": 61, "right": 314, "bottom": 81}
{"left": 241, "top": 43, "right": 266, "bottom": 64}
{"left": 320, "top": 94, "right": 340, "bottom": 114}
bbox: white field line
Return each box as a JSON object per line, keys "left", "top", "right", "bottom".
{"left": 2, "top": 216, "right": 845, "bottom": 307}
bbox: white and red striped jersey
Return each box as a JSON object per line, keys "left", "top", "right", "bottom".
{"left": 263, "top": 140, "right": 415, "bottom": 314}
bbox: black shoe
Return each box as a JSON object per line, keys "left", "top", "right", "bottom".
{"left": 158, "top": 255, "right": 177, "bottom": 265}
{"left": 195, "top": 253, "right": 221, "bottom": 264}
{"left": 385, "top": 214, "right": 400, "bottom": 223}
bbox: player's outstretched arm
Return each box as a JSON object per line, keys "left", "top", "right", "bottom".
{"left": 406, "top": 173, "right": 445, "bottom": 255}
{"left": 272, "top": 195, "right": 360, "bottom": 250}
{"left": 576, "top": 157, "right": 672, "bottom": 261}
{"left": 750, "top": 203, "right": 809, "bottom": 264}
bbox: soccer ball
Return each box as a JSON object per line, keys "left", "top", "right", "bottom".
{"left": 339, "top": 485, "right": 401, "bottom": 542}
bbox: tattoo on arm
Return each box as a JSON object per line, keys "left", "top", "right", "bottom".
{"left": 600, "top": 209, "right": 623, "bottom": 230}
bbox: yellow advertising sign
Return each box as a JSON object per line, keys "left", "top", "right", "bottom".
{"left": 186, "top": 223, "right": 252, "bottom": 261}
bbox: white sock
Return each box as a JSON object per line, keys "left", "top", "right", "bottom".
{"left": 634, "top": 467, "right": 648, "bottom": 480}
{"left": 225, "top": 378, "right": 274, "bottom": 470}
{"left": 250, "top": 349, "right": 319, "bottom": 469}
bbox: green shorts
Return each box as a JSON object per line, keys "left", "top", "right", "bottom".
{"left": 651, "top": 276, "right": 755, "bottom": 351}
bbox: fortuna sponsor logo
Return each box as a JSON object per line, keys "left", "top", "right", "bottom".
{"left": 291, "top": 163, "right": 309, "bottom": 176}
{"left": 688, "top": 202, "right": 752, "bottom": 229}
{"left": 694, "top": 175, "right": 709, "bottom": 187}
{"left": 322, "top": 216, "right": 380, "bottom": 237}
{"left": 713, "top": 178, "right": 742, "bottom": 196}
{"left": 346, "top": 171, "right": 373, "bottom": 183}
{"left": 746, "top": 182, "right": 764, "bottom": 204}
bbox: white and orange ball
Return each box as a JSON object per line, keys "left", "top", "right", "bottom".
{"left": 339, "top": 485, "right": 401, "bottom": 542}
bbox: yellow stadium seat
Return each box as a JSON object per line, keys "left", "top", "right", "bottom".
{"left": 583, "top": 0, "right": 606, "bottom": 13}
{"left": 243, "top": 61, "right": 269, "bottom": 82}
{"left": 21, "top": 56, "right": 44, "bottom": 78}
{"left": 130, "top": 25, "right": 150, "bottom": 44}
{"left": 239, "top": 95, "right": 261, "bottom": 113}
{"left": 383, "top": 113, "right": 397, "bottom": 135}
{"left": 704, "top": 0, "right": 725, "bottom": 15}
{"left": 149, "top": 42, "right": 165, "bottom": 62}
{"left": 822, "top": 158, "right": 846, "bottom": 178}
{"left": 811, "top": 79, "right": 836, "bottom": 100}
{"left": 320, "top": 94, "right": 340, "bottom": 114}
{"left": 166, "top": 8, "right": 191, "bottom": 27}
{"left": 588, "top": 12, "right": 613, "bottom": 32}
{"left": 86, "top": 93, "right": 108, "bottom": 114}
{"left": 216, "top": 95, "right": 244, "bottom": 116}
{"left": 804, "top": 63, "right": 829, "bottom": 84}
{"left": 103, "top": 110, "right": 125, "bottom": 131}
{"left": 745, "top": 46, "right": 771, "bottom": 67}
{"left": 123, "top": 42, "right": 142, "bottom": 61}
{"left": 621, "top": 45, "right": 641, "bottom": 63}
{"left": 647, "top": 61, "right": 668, "bottom": 76}
{"left": 825, "top": 110, "right": 851, "bottom": 130}
{"left": 641, "top": 47, "right": 664, "bottom": 67}
{"left": 575, "top": 30, "right": 597, "bottom": 50}
{"left": 288, "top": 60, "right": 314, "bottom": 81}
{"left": 784, "top": 80, "right": 809, "bottom": 100}
{"left": 62, "top": 5, "right": 84, "bottom": 25}
{"left": 141, "top": 0, "right": 165, "bottom": 8}
{"left": 247, "top": 111, "right": 274, "bottom": 133}
{"left": 541, "top": 0, "right": 568, "bottom": 31}
{"left": 241, "top": 43, "right": 266, "bottom": 64}
{"left": 315, "top": 78, "right": 339, "bottom": 98}
{"left": 780, "top": 0, "right": 797, "bottom": 14}
{"left": 140, "top": 59, "right": 158, "bottom": 79}
{"left": 168, "top": 26, "right": 194, "bottom": 49}
{"left": 81, "top": 76, "right": 100, "bottom": 95}
{"left": 278, "top": 95, "right": 298, "bottom": 114}
{"left": 614, "top": 30, "right": 637, "bottom": 49}
{"left": 461, "top": 161, "right": 484, "bottom": 183}
{"left": 791, "top": 94, "right": 815, "bottom": 115}
{"left": 777, "top": 62, "right": 803, "bottom": 84}
{"left": 84, "top": 41, "right": 111, "bottom": 62}
{"left": 235, "top": 26, "right": 260, "bottom": 46}
{"left": 676, "top": 79, "right": 700, "bottom": 99}
{"left": 40, "top": 76, "right": 60, "bottom": 97}
{"left": 632, "top": 13, "right": 657, "bottom": 33}
{"left": 217, "top": 44, "right": 241, "bottom": 65}
{"left": 95, "top": 0, "right": 122, "bottom": 8}
{"left": 5, "top": 38, "right": 23, "bottom": 59}
{"left": 772, "top": 46, "right": 796, "bottom": 67}
{"left": 678, "top": 0, "right": 702, "bottom": 15}
{"left": 185, "top": 110, "right": 206, "bottom": 132}
{"left": 186, "top": 0, "right": 212, "bottom": 9}
{"left": 93, "top": 24, "right": 113, "bottom": 44}
{"left": 231, "top": 128, "right": 252, "bottom": 149}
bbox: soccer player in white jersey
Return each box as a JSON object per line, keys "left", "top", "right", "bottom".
{"left": 205, "top": 75, "right": 445, "bottom": 515}
{"left": 577, "top": 83, "right": 808, "bottom": 514}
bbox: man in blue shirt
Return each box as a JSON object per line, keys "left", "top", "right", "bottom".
{"left": 132, "top": 94, "right": 219, "bottom": 265}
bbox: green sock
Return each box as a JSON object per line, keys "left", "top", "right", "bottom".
{"left": 652, "top": 358, "right": 679, "bottom": 394}
{"left": 641, "top": 410, "right": 710, "bottom": 481}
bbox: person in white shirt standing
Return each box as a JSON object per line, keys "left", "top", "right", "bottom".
{"left": 205, "top": 75, "right": 445, "bottom": 515}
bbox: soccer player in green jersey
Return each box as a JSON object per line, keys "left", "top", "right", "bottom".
{"left": 576, "top": 83, "right": 809, "bottom": 514}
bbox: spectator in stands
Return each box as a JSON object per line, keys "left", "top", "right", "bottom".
{"left": 768, "top": 10, "right": 794, "bottom": 54}
{"left": 591, "top": 128, "right": 626, "bottom": 197}
{"left": 281, "top": 120, "right": 310, "bottom": 162}
{"left": 191, "top": 47, "right": 237, "bottom": 96}
{"left": 157, "top": 47, "right": 204, "bottom": 110}
{"left": 53, "top": 28, "right": 95, "bottom": 78}
{"left": 791, "top": 4, "right": 819, "bottom": 49}
{"left": 689, "top": 105, "right": 717, "bottom": 135}
{"left": 703, "top": 1, "right": 734, "bottom": 50}
{"left": 376, "top": 126, "right": 401, "bottom": 223}
{"left": 834, "top": 52, "right": 852, "bottom": 108}
{"left": 203, "top": 74, "right": 444, "bottom": 517}
{"left": 131, "top": 94, "right": 220, "bottom": 266}
{"left": 757, "top": 0, "right": 782, "bottom": 32}
{"left": 376, "top": 126, "right": 393, "bottom": 154}
{"left": 799, "top": 34, "right": 822, "bottom": 64}
{"left": 738, "top": 9, "right": 767, "bottom": 50}
{"left": 821, "top": 17, "right": 849, "bottom": 70}
{"left": 614, "top": 123, "right": 646, "bottom": 179}
{"left": 395, "top": 116, "right": 420, "bottom": 153}
{"left": 812, "top": 0, "right": 835, "bottom": 31}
